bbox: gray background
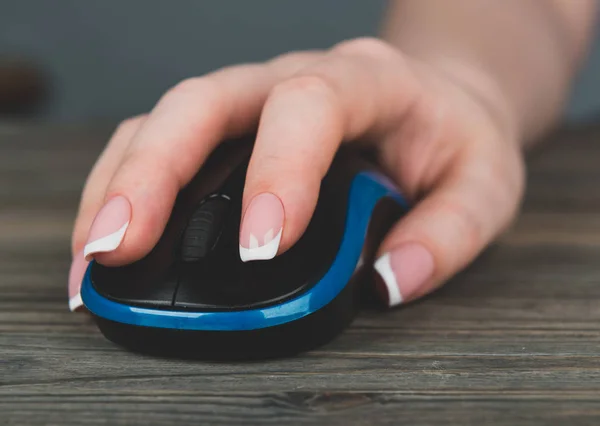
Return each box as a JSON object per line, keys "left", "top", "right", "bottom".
{"left": 1, "top": 0, "right": 598, "bottom": 122}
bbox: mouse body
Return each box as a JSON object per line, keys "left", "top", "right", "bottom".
{"left": 80, "top": 136, "right": 409, "bottom": 359}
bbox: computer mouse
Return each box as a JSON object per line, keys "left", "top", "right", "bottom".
{"left": 80, "top": 135, "right": 409, "bottom": 360}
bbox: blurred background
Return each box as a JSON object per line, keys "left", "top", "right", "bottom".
{"left": 1, "top": 0, "right": 599, "bottom": 123}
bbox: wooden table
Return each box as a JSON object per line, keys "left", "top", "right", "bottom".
{"left": 2, "top": 121, "right": 600, "bottom": 425}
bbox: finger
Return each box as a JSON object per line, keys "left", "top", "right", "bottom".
{"left": 83, "top": 53, "right": 322, "bottom": 266}
{"left": 71, "top": 115, "right": 146, "bottom": 256}
{"left": 373, "top": 142, "right": 525, "bottom": 307}
{"left": 239, "top": 38, "right": 422, "bottom": 261}
{"left": 68, "top": 115, "right": 145, "bottom": 311}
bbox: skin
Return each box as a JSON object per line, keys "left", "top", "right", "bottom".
{"left": 70, "top": 0, "right": 598, "bottom": 307}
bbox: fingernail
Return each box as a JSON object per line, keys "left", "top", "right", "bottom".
{"left": 84, "top": 195, "right": 131, "bottom": 261}
{"left": 68, "top": 250, "right": 88, "bottom": 312}
{"left": 239, "top": 192, "right": 284, "bottom": 262}
{"left": 374, "top": 243, "right": 434, "bottom": 307}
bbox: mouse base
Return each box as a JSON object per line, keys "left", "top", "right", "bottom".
{"left": 92, "top": 272, "right": 362, "bottom": 361}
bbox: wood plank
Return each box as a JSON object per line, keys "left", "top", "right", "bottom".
{"left": 2, "top": 122, "right": 600, "bottom": 425}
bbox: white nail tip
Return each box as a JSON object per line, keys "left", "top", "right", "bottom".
{"left": 239, "top": 228, "right": 282, "bottom": 262}
{"left": 69, "top": 293, "right": 83, "bottom": 312}
{"left": 249, "top": 233, "right": 259, "bottom": 249}
{"left": 83, "top": 221, "right": 130, "bottom": 260}
{"left": 264, "top": 228, "right": 274, "bottom": 244}
{"left": 374, "top": 253, "right": 403, "bottom": 307}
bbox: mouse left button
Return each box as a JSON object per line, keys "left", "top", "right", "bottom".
{"left": 90, "top": 261, "right": 179, "bottom": 307}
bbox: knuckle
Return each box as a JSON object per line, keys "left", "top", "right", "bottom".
{"left": 333, "top": 37, "right": 397, "bottom": 60}
{"left": 432, "top": 196, "right": 487, "bottom": 253}
{"left": 159, "top": 76, "right": 226, "bottom": 127}
{"left": 269, "top": 74, "right": 342, "bottom": 125}
{"left": 269, "top": 50, "right": 322, "bottom": 70}
{"left": 252, "top": 153, "right": 300, "bottom": 180}
{"left": 269, "top": 74, "right": 343, "bottom": 130}
{"left": 248, "top": 151, "right": 324, "bottom": 190}
{"left": 169, "top": 77, "right": 205, "bottom": 95}
{"left": 271, "top": 74, "right": 336, "bottom": 100}
{"left": 164, "top": 77, "right": 222, "bottom": 105}
{"left": 115, "top": 114, "right": 146, "bottom": 135}
{"left": 480, "top": 153, "right": 526, "bottom": 222}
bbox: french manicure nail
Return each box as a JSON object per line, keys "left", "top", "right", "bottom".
{"left": 83, "top": 195, "right": 131, "bottom": 261}
{"left": 239, "top": 192, "right": 284, "bottom": 262}
{"left": 373, "top": 243, "right": 434, "bottom": 307}
{"left": 68, "top": 250, "right": 88, "bottom": 312}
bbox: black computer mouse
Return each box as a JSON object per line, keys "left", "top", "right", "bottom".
{"left": 80, "top": 136, "right": 409, "bottom": 360}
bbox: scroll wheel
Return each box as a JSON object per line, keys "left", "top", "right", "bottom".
{"left": 180, "top": 195, "right": 231, "bottom": 262}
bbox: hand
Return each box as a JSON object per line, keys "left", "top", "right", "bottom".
{"left": 68, "top": 38, "right": 525, "bottom": 311}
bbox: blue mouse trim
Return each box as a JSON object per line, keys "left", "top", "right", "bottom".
{"left": 80, "top": 171, "right": 408, "bottom": 331}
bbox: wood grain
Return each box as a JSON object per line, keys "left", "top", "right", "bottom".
{"left": 2, "top": 121, "right": 600, "bottom": 425}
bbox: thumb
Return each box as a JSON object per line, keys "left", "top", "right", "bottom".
{"left": 373, "top": 149, "right": 524, "bottom": 307}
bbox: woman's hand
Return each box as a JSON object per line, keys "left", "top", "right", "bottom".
{"left": 68, "top": 38, "right": 525, "bottom": 311}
